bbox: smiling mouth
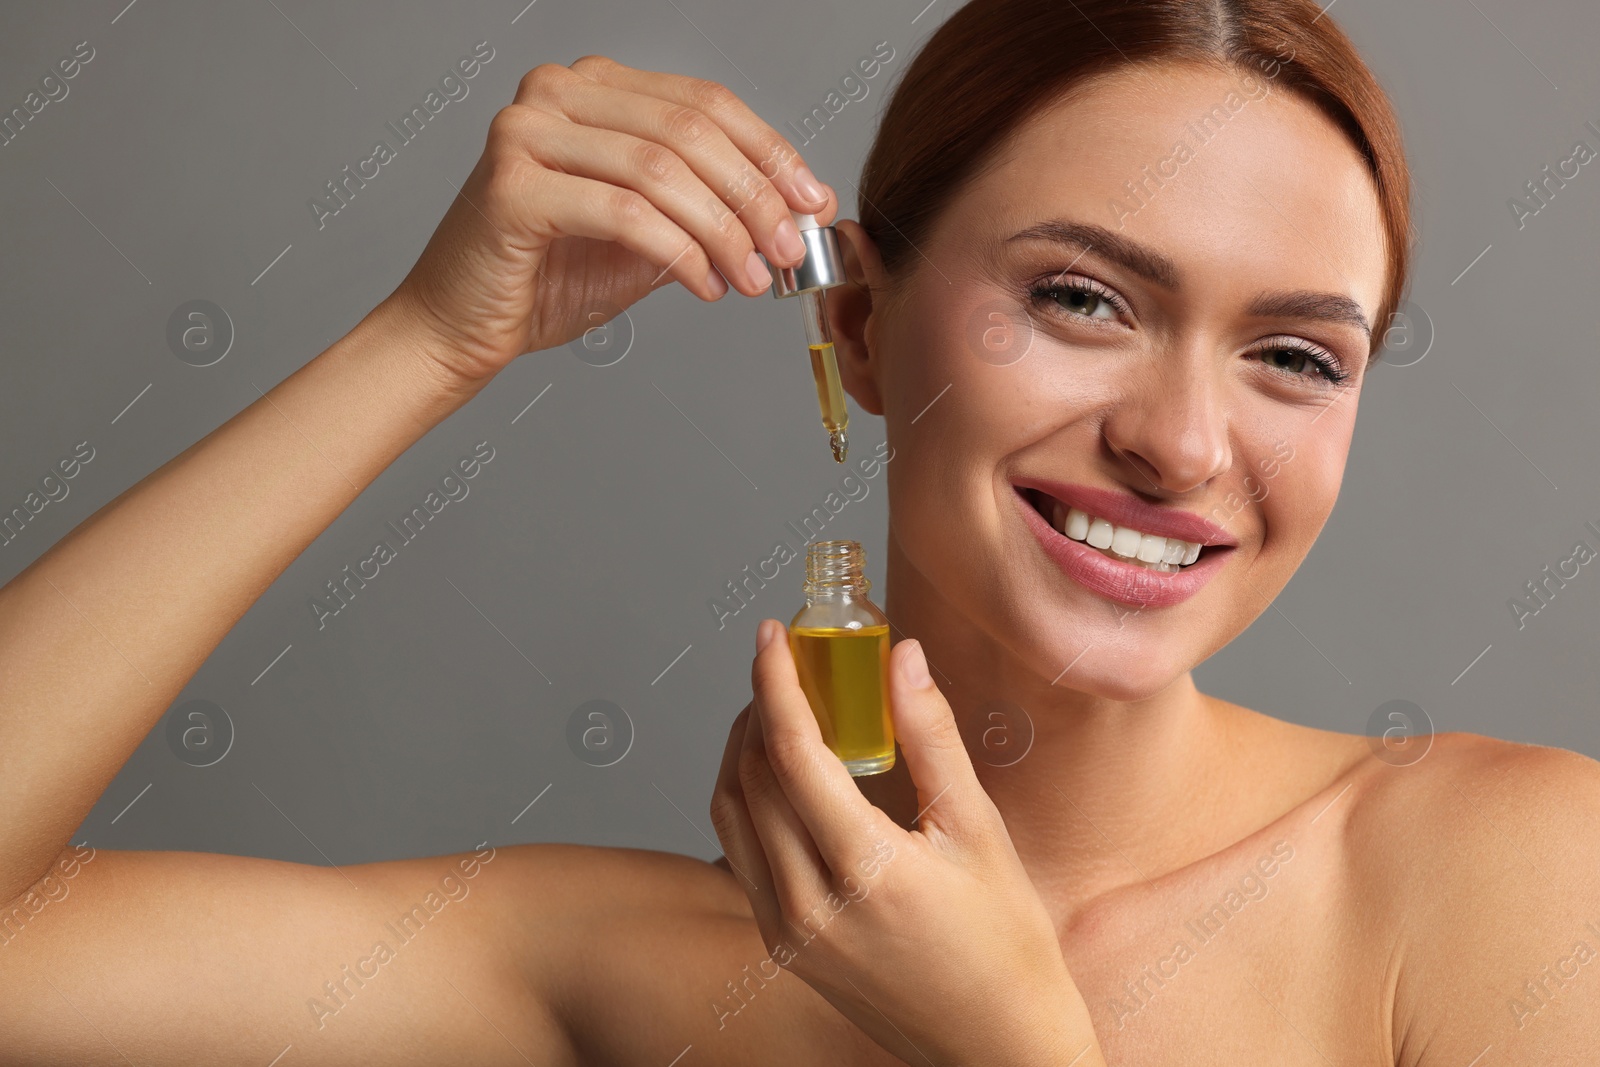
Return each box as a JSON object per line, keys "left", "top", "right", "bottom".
{"left": 1019, "top": 487, "right": 1212, "bottom": 574}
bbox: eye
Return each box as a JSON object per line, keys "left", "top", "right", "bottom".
{"left": 1250, "top": 337, "right": 1351, "bottom": 386}
{"left": 1026, "top": 274, "right": 1129, "bottom": 324}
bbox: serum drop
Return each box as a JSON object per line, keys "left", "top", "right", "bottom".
{"left": 788, "top": 539, "right": 895, "bottom": 776}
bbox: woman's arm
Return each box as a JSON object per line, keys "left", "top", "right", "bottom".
{"left": 0, "top": 298, "right": 469, "bottom": 905}
{"left": 0, "top": 53, "right": 834, "bottom": 1062}
{"left": 0, "top": 51, "right": 832, "bottom": 912}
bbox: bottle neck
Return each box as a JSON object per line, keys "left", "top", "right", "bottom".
{"left": 801, "top": 539, "right": 870, "bottom": 603}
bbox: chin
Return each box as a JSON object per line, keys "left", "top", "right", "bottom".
{"left": 1020, "top": 606, "right": 1203, "bottom": 703}
{"left": 898, "top": 562, "right": 1228, "bottom": 703}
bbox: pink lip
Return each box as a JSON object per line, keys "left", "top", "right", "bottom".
{"left": 1011, "top": 477, "right": 1239, "bottom": 547}
{"left": 1011, "top": 485, "right": 1234, "bottom": 609}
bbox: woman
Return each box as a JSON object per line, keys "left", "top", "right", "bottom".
{"left": 2, "top": 0, "right": 1595, "bottom": 1062}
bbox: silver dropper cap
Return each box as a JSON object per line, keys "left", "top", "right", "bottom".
{"left": 763, "top": 210, "right": 846, "bottom": 298}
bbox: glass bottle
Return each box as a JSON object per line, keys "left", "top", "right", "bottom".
{"left": 788, "top": 539, "right": 895, "bottom": 776}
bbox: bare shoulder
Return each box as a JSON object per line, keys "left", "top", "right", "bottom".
{"left": 1336, "top": 732, "right": 1600, "bottom": 1067}
{"left": 1339, "top": 731, "right": 1600, "bottom": 882}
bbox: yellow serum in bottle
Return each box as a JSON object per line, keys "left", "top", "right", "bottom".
{"left": 787, "top": 539, "right": 895, "bottom": 776}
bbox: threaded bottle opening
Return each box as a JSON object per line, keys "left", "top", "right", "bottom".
{"left": 802, "top": 539, "right": 869, "bottom": 596}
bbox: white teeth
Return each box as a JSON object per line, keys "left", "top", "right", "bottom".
{"left": 1064, "top": 507, "right": 1089, "bottom": 541}
{"left": 1110, "top": 525, "right": 1143, "bottom": 558}
{"left": 1047, "top": 503, "right": 1206, "bottom": 572}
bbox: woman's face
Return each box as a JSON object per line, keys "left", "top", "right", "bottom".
{"left": 841, "top": 60, "right": 1389, "bottom": 702}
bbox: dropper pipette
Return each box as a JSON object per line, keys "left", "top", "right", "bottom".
{"left": 761, "top": 210, "right": 851, "bottom": 463}
{"left": 799, "top": 286, "right": 848, "bottom": 462}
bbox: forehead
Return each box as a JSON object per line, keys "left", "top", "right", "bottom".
{"left": 950, "top": 61, "right": 1388, "bottom": 325}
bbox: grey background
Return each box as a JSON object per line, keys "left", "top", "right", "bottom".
{"left": 1, "top": 0, "right": 1595, "bottom": 866}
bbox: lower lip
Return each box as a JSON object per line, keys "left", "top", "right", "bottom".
{"left": 1012, "top": 487, "right": 1232, "bottom": 609}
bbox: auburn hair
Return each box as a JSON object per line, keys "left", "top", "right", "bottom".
{"left": 856, "top": 0, "right": 1413, "bottom": 361}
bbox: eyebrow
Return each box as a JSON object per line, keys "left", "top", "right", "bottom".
{"left": 1005, "top": 219, "right": 1372, "bottom": 339}
{"left": 1008, "top": 219, "right": 1181, "bottom": 289}
{"left": 1244, "top": 290, "right": 1372, "bottom": 340}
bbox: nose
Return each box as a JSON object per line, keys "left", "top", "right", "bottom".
{"left": 1100, "top": 354, "right": 1232, "bottom": 495}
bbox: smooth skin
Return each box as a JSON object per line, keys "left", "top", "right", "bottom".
{"left": 0, "top": 52, "right": 1596, "bottom": 1066}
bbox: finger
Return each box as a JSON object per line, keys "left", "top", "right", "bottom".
{"left": 492, "top": 104, "right": 758, "bottom": 300}
{"left": 538, "top": 71, "right": 792, "bottom": 292}
{"left": 568, "top": 56, "right": 837, "bottom": 223}
{"left": 886, "top": 639, "right": 997, "bottom": 847}
{"left": 750, "top": 618, "right": 892, "bottom": 875}
{"left": 709, "top": 703, "right": 778, "bottom": 909}
{"left": 517, "top": 62, "right": 818, "bottom": 293}
{"left": 478, "top": 107, "right": 729, "bottom": 301}
{"left": 741, "top": 631, "right": 830, "bottom": 912}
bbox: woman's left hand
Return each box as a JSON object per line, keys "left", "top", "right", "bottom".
{"left": 709, "top": 618, "right": 1105, "bottom": 1067}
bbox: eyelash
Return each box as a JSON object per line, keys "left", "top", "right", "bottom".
{"left": 1024, "top": 275, "right": 1352, "bottom": 386}
{"left": 1251, "top": 336, "right": 1350, "bottom": 386}
{"left": 1026, "top": 275, "right": 1131, "bottom": 319}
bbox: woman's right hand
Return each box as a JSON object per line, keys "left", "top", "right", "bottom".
{"left": 385, "top": 54, "right": 839, "bottom": 387}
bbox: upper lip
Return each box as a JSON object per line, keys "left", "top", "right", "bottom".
{"left": 1011, "top": 477, "right": 1241, "bottom": 547}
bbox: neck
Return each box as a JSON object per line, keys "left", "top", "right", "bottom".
{"left": 860, "top": 525, "right": 1239, "bottom": 908}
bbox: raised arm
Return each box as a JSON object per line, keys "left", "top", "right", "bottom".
{"left": 0, "top": 300, "right": 469, "bottom": 905}
{"left": 0, "top": 54, "right": 834, "bottom": 1063}
{"left": 0, "top": 52, "right": 833, "bottom": 908}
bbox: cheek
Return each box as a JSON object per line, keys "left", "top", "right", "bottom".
{"left": 881, "top": 300, "right": 1027, "bottom": 571}
{"left": 891, "top": 296, "right": 1101, "bottom": 450}
{"left": 882, "top": 299, "right": 1131, "bottom": 545}
{"left": 880, "top": 341, "right": 968, "bottom": 558}
{"left": 1256, "top": 433, "right": 1348, "bottom": 550}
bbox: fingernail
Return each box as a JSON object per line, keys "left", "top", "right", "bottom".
{"left": 793, "top": 165, "right": 827, "bottom": 206}
{"left": 745, "top": 250, "right": 772, "bottom": 292}
{"left": 899, "top": 640, "right": 932, "bottom": 689}
{"left": 705, "top": 266, "right": 728, "bottom": 299}
{"left": 756, "top": 619, "right": 777, "bottom": 651}
{"left": 775, "top": 217, "right": 806, "bottom": 263}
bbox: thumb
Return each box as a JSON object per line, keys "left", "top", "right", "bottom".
{"left": 887, "top": 639, "right": 993, "bottom": 843}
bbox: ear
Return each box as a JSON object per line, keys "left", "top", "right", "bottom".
{"left": 827, "top": 219, "right": 889, "bottom": 418}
